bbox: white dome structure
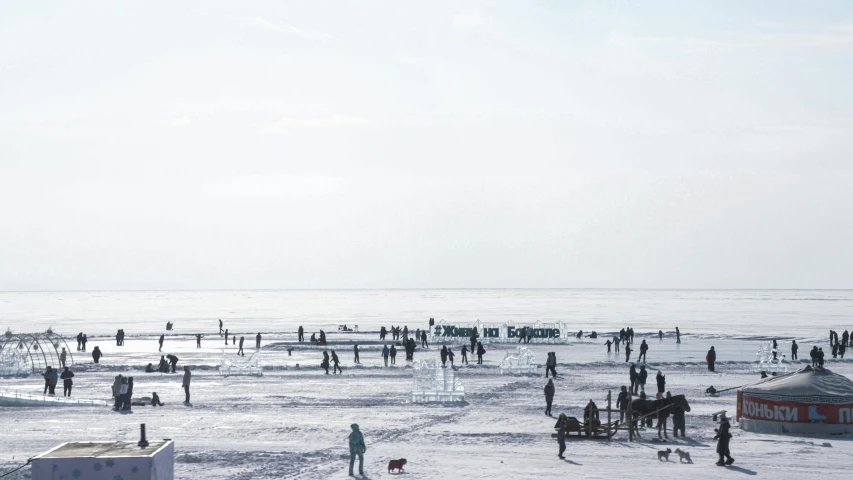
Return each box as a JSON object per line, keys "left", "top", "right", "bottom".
{"left": 738, "top": 366, "right": 853, "bottom": 435}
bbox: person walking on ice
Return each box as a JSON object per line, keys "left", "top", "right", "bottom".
{"left": 461, "top": 344, "right": 468, "bottom": 364}
{"left": 421, "top": 330, "right": 428, "bottom": 348}
{"left": 545, "top": 352, "right": 557, "bottom": 378}
{"left": 476, "top": 342, "right": 486, "bottom": 364}
{"left": 353, "top": 344, "right": 360, "bottom": 364}
{"left": 60, "top": 366, "right": 74, "bottom": 396}
{"left": 544, "top": 378, "right": 555, "bottom": 416}
{"left": 256, "top": 333, "right": 262, "bottom": 349}
{"left": 158, "top": 334, "right": 164, "bottom": 352}
{"left": 331, "top": 350, "right": 342, "bottom": 374}
{"left": 381, "top": 344, "right": 389, "bottom": 366}
{"left": 238, "top": 336, "right": 245, "bottom": 356}
{"left": 219, "top": 319, "right": 223, "bottom": 334}
{"left": 59, "top": 348, "right": 67, "bottom": 368}
{"left": 714, "top": 414, "right": 734, "bottom": 466}
{"left": 348, "top": 424, "right": 366, "bottom": 477}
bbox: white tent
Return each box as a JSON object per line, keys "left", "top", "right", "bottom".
{"left": 738, "top": 366, "right": 853, "bottom": 435}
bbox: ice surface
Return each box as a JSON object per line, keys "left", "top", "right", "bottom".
{"left": 218, "top": 348, "right": 263, "bottom": 377}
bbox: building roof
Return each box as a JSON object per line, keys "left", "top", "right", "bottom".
{"left": 37, "top": 441, "right": 171, "bottom": 459}
{"left": 743, "top": 366, "right": 853, "bottom": 401}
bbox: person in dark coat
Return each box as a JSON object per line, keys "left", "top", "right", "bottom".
{"left": 714, "top": 414, "right": 734, "bottom": 466}
{"left": 557, "top": 422, "right": 567, "bottom": 459}
{"left": 219, "top": 319, "right": 223, "bottom": 334}
{"left": 196, "top": 334, "right": 203, "bottom": 348}
{"left": 791, "top": 340, "right": 798, "bottom": 360}
{"left": 158, "top": 355, "right": 169, "bottom": 373}
{"left": 166, "top": 354, "right": 179, "bottom": 373}
{"left": 460, "top": 344, "right": 468, "bottom": 364}
{"left": 421, "top": 330, "right": 428, "bottom": 348}
{"left": 256, "top": 333, "right": 262, "bottom": 349}
{"left": 298, "top": 325, "right": 304, "bottom": 342}
{"left": 182, "top": 366, "right": 191, "bottom": 404}
{"left": 353, "top": 344, "right": 360, "bottom": 364}
{"left": 671, "top": 392, "right": 686, "bottom": 437}
{"left": 117, "top": 377, "right": 129, "bottom": 410}
{"left": 604, "top": 339, "right": 613, "bottom": 353}
{"left": 151, "top": 392, "right": 164, "bottom": 407}
{"left": 638, "top": 365, "right": 648, "bottom": 392}
{"left": 43, "top": 367, "right": 54, "bottom": 395}
{"left": 440, "top": 346, "right": 448, "bottom": 366}
{"left": 380, "top": 326, "right": 387, "bottom": 340}
{"left": 76, "top": 332, "right": 83, "bottom": 351}
{"left": 238, "top": 336, "right": 245, "bottom": 356}
{"left": 656, "top": 371, "right": 666, "bottom": 397}
{"left": 381, "top": 344, "right": 390, "bottom": 366}
{"left": 321, "top": 351, "right": 330, "bottom": 374}
{"left": 810, "top": 346, "right": 818, "bottom": 366}
{"left": 224, "top": 329, "right": 229, "bottom": 345}
{"left": 818, "top": 347, "right": 825, "bottom": 367}
{"left": 844, "top": 330, "right": 850, "bottom": 348}
{"left": 81, "top": 334, "right": 88, "bottom": 351}
{"left": 616, "top": 385, "right": 629, "bottom": 422}
{"left": 390, "top": 345, "right": 397, "bottom": 365}
{"left": 518, "top": 326, "right": 527, "bottom": 344}
{"left": 629, "top": 364, "right": 639, "bottom": 394}
{"left": 476, "top": 342, "right": 486, "bottom": 364}
{"left": 92, "top": 346, "right": 103, "bottom": 364}
{"left": 638, "top": 340, "right": 648, "bottom": 362}
{"left": 625, "top": 343, "right": 632, "bottom": 362}
{"left": 122, "top": 377, "right": 134, "bottom": 411}
{"left": 840, "top": 342, "right": 847, "bottom": 359}
{"left": 545, "top": 352, "right": 557, "bottom": 378}
{"left": 544, "top": 379, "right": 555, "bottom": 416}
{"left": 59, "top": 366, "right": 74, "bottom": 396}
{"left": 158, "top": 334, "right": 164, "bottom": 352}
{"left": 832, "top": 341, "right": 839, "bottom": 358}
{"left": 675, "top": 326, "right": 681, "bottom": 343}
{"left": 707, "top": 346, "right": 716, "bottom": 371}
{"left": 232, "top": 334, "right": 237, "bottom": 345}
{"left": 331, "top": 350, "right": 342, "bottom": 374}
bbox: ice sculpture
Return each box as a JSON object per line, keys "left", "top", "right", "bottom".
{"left": 499, "top": 346, "right": 538, "bottom": 374}
{"left": 410, "top": 359, "right": 465, "bottom": 403}
{"left": 0, "top": 349, "right": 31, "bottom": 376}
{"left": 218, "top": 348, "right": 263, "bottom": 377}
{"left": 749, "top": 341, "right": 788, "bottom": 374}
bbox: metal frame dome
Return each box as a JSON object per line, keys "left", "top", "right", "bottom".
{"left": 1, "top": 330, "right": 75, "bottom": 375}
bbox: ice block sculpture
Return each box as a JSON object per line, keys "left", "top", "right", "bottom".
{"left": 410, "top": 359, "right": 465, "bottom": 403}
{"left": 499, "top": 346, "right": 538, "bottom": 374}
{"left": 218, "top": 348, "right": 263, "bottom": 377}
{"left": 749, "top": 341, "right": 788, "bottom": 374}
{"left": 0, "top": 349, "right": 30, "bottom": 376}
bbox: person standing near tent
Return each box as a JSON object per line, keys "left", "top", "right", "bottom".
{"left": 238, "top": 336, "right": 245, "bottom": 356}
{"left": 353, "top": 344, "right": 360, "bottom": 364}
{"left": 544, "top": 378, "right": 555, "bottom": 416}
{"left": 92, "top": 346, "right": 103, "bottom": 364}
{"left": 638, "top": 340, "right": 649, "bottom": 362}
{"left": 791, "top": 340, "right": 798, "bottom": 360}
{"left": 707, "top": 346, "right": 717, "bottom": 371}
{"left": 181, "top": 366, "right": 191, "bottom": 404}
{"left": 461, "top": 344, "right": 469, "bottom": 365}
{"left": 476, "top": 342, "right": 486, "bottom": 364}
{"left": 714, "top": 414, "right": 734, "bottom": 466}
{"left": 390, "top": 345, "right": 397, "bottom": 365}
{"left": 256, "top": 333, "right": 262, "bottom": 349}
{"left": 60, "top": 367, "right": 74, "bottom": 396}
{"left": 348, "top": 424, "right": 366, "bottom": 477}
{"left": 298, "top": 325, "right": 304, "bottom": 342}
{"left": 158, "top": 334, "right": 164, "bottom": 352}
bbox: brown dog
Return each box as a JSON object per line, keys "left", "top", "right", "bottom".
{"left": 387, "top": 458, "right": 407, "bottom": 473}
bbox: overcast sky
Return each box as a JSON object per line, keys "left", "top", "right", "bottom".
{"left": 1, "top": 1, "right": 852, "bottom": 290}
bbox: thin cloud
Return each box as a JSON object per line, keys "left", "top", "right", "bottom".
{"left": 242, "top": 17, "right": 334, "bottom": 41}
{"left": 453, "top": 11, "right": 486, "bottom": 29}
{"left": 263, "top": 115, "right": 369, "bottom": 135}
{"left": 202, "top": 174, "right": 349, "bottom": 198}
{"left": 170, "top": 116, "right": 192, "bottom": 127}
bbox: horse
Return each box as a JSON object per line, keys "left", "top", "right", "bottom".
{"left": 630, "top": 394, "right": 691, "bottom": 439}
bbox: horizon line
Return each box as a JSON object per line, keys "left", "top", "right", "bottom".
{"left": 2, "top": 287, "right": 853, "bottom": 294}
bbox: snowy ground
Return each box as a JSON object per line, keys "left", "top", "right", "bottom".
{"left": 2, "top": 330, "right": 851, "bottom": 479}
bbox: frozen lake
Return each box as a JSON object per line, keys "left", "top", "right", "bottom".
{"left": 1, "top": 290, "right": 851, "bottom": 479}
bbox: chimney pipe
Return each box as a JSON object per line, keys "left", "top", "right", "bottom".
{"left": 138, "top": 424, "right": 149, "bottom": 448}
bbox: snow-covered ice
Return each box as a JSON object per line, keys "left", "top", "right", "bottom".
{"left": 1, "top": 290, "right": 852, "bottom": 479}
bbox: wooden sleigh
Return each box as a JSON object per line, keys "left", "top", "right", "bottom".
{"left": 552, "top": 414, "right": 621, "bottom": 440}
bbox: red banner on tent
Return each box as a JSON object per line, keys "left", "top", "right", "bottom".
{"left": 741, "top": 395, "right": 853, "bottom": 424}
